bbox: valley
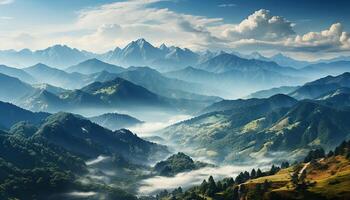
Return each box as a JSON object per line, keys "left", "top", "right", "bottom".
{"left": 1, "top": 3, "right": 350, "bottom": 198}
{"left": 1, "top": 43, "right": 350, "bottom": 198}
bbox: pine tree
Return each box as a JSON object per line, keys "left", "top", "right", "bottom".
{"left": 228, "top": 177, "right": 234, "bottom": 186}
{"left": 244, "top": 171, "right": 250, "bottom": 180}
{"left": 281, "top": 161, "right": 289, "bottom": 169}
{"left": 217, "top": 181, "right": 223, "bottom": 191}
{"left": 208, "top": 176, "right": 216, "bottom": 187}
{"left": 269, "top": 164, "right": 280, "bottom": 175}
{"left": 199, "top": 179, "right": 208, "bottom": 194}
{"left": 206, "top": 176, "right": 217, "bottom": 196}
{"left": 251, "top": 168, "right": 256, "bottom": 178}
{"left": 235, "top": 172, "right": 244, "bottom": 184}
{"left": 256, "top": 168, "right": 263, "bottom": 178}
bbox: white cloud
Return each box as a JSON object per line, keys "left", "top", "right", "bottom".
{"left": 287, "top": 23, "right": 350, "bottom": 52}
{"left": 0, "top": 0, "right": 13, "bottom": 5}
{"left": 0, "top": 0, "right": 349, "bottom": 56}
{"left": 72, "top": 0, "right": 227, "bottom": 51}
{"left": 72, "top": 24, "right": 123, "bottom": 52}
{"left": 223, "top": 9, "right": 295, "bottom": 40}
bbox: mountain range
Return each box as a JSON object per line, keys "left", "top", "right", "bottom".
{"left": 165, "top": 57, "right": 305, "bottom": 98}
{"left": 36, "top": 112, "right": 168, "bottom": 163}
{"left": 0, "top": 73, "right": 35, "bottom": 102}
{"left": 1, "top": 39, "right": 349, "bottom": 100}
{"left": 66, "top": 58, "right": 125, "bottom": 74}
{"left": 289, "top": 72, "right": 350, "bottom": 100}
{"left": 1, "top": 38, "right": 350, "bottom": 199}
{"left": 0, "top": 38, "right": 348, "bottom": 73}
{"left": 0, "top": 101, "right": 171, "bottom": 199}
{"left": 0, "top": 45, "right": 95, "bottom": 68}
{"left": 102, "top": 39, "right": 199, "bottom": 72}
{"left": 161, "top": 73, "right": 350, "bottom": 164}
{"left": 0, "top": 63, "right": 220, "bottom": 114}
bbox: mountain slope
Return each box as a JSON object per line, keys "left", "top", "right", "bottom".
{"left": 161, "top": 95, "right": 298, "bottom": 163}
{"left": 89, "top": 112, "right": 143, "bottom": 130}
{"left": 268, "top": 101, "right": 350, "bottom": 151}
{"left": 31, "top": 83, "right": 68, "bottom": 95}
{"left": 289, "top": 72, "right": 350, "bottom": 99}
{"left": 270, "top": 53, "right": 310, "bottom": 68}
{"left": 167, "top": 141, "right": 350, "bottom": 200}
{"left": 246, "top": 86, "right": 300, "bottom": 99}
{"left": 24, "top": 63, "right": 87, "bottom": 89}
{"left": 0, "top": 127, "right": 137, "bottom": 200}
{"left": 301, "top": 61, "right": 350, "bottom": 77}
{"left": 0, "top": 45, "right": 95, "bottom": 68}
{"left": 0, "top": 65, "right": 36, "bottom": 83}
{"left": 18, "top": 89, "right": 67, "bottom": 112}
{"left": 81, "top": 77, "right": 169, "bottom": 108}
{"left": 164, "top": 66, "right": 220, "bottom": 85}
{"left": 35, "top": 112, "right": 169, "bottom": 164}
{"left": 0, "top": 73, "right": 34, "bottom": 102}
{"left": 165, "top": 64, "right": 304, "bottom": 99}
{"left": 201, "top": 94, "right": 298, "bottom": 114}
{"left": 153, "top": 152, "right": 210, "bottom": 176}
{"left": 161, "top": 98, "right": 350, "bottom": 163}
{"left": 110, "top": 38, "right": 162, "bottom": 67}
{"left": 104, "top": 38, "right": 200, "bottom": 72}
{"left": 316, "top": 87, "right": 350, "bottom": 108}
{"left": 66, "top": 58, "right": 125, "bottom": 74}
{"left": 0, "top": 101, "right": 49, "bottom": 129}
{"left": 116, "top": 66, "right": 217, "bottom": 101}
{"left": 197, "top": 53, "right": 298, "bottom": 75}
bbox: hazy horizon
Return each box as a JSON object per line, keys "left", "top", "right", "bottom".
{"left": 0, "top": 1, "right": 350, "bottom": 200}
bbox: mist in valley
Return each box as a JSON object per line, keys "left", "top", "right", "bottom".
{"left": 1, "top": 1, "right": 350, "bottom": 199}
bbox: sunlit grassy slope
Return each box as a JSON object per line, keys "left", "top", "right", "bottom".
{"left": 242, "top": 156, "right": 350, "bottom": 199}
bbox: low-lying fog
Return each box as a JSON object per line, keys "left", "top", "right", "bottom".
{"left": 128, "top": 114, "right": 192, "bottom": 136}
{"left": 68, "top": 107, "right": 192, "bottom": 136}
{"left": 138, "top": 165, "right": 261, "bottom": 195}
{"left": 63, "top": 107, "right": 277, "bottom": 197}
{"left": 81, "top": 155, "right": 268, "bottom": 196}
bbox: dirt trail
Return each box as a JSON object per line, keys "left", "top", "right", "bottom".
{"left": 299, "top": 162, "right": 310, "bottom": 176}
{"left": 299, "top": 158, "right": 324, "bottom": 177}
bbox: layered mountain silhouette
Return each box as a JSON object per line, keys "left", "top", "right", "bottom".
{"left": 0, "top": 44, "right": 95, "bottom": 68}
{"left": 197, "top": 53, "right": 297, "bottom": 75}
{"left": 66, "top": 58, "right": 125, "bottom": 74}
{"left": 35, "top": 112, "right": 168, "bottom": 163}
{"left": 246, "top": 86, "right": 299, "bottom": 99}
{"left": 0, "top": 73, "right": 35, "bottom": 102}
{"left": 89, "top": 112, "right": 143, "bottom": 130}
{"left": 162, "top": 88, "right": 350, "bottom": 163}
{"left": 0, "top": 101, "right": 49, "bottom": 129}
{"left": 166, "top": 57, "right": 304, "bottom": 98}
{"left": 23, "top": 63, "right": 88, "bottom": 89}
{"left": 289, "top": 72, "right": 350, "bottom": 99}
{"left": 0, "top": 64, "right": 36, "bottom": 83}
{"left": 201, "top": 94, "right": 297, "bottom": 114}
{"left": 103, "top": 38, "right": 199, "bottom": 71}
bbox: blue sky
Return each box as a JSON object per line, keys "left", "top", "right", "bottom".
{"left": 0, "top": 0, "right": 349, "bottom": 60}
